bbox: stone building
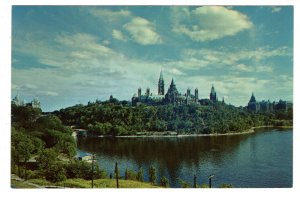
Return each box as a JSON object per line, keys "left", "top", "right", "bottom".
{"left": 132, "top": 71, "right": 201, "bottom": 106}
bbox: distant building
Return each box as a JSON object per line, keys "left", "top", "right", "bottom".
{"left": 247, "top": 93, "right": 260, "bottom": 112}
{"left": 132, "top": 71, "right": 203, "bottom": 106}
{"left": 26, "top": 97, "right": 41, "bottom": 108}
{"left": 11, "top": 93, "right": 25, "bottom": 106}
{"left": 12, "top": 94, "right": 41, "bottom": 109}
{"left": 247, "top": 93, "right": 292, "bottom": 112}
{"left": 209, "top": 85, "right": 217, "bottom": 102}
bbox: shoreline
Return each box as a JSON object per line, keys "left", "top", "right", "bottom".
{"left": 74, "top": 125, "right": 292, "bottom": 138}
{"left": 116, "top": 129, "right": 255, "bottom": 138}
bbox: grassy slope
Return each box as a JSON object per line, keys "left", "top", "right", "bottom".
{"left": 11, "top": 179, "right": 39, "bottom": 188}
{"left": 26, "top": 178, "right": 160, "bottom": 188}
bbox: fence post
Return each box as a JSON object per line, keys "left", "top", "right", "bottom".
{"left": 115, "top": 162, "right": 119, "bottom": 188}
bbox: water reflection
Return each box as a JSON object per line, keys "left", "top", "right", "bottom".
{"left": 77, "top": 129, "right": 292, "bottom": 187}
{"left": 77, "top": 133, "right": 251, "bottom": 186}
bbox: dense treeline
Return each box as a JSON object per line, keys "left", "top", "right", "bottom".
{"left": 54, "top": 100, "right": 293, "bottom": 136}
{"left": 11, "top": 104, "right": 106, "bottom": 183}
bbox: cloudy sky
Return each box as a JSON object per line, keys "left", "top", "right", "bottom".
{"left": 12, "top": 6, "right": 293, "bottom": 111}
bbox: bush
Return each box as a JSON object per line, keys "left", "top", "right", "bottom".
{"left": 26, "top": 170, "right": 39, "bottom": 180}
{"left": 160, "top": 176, "right": 169, "bottom": 188}
{"left": 44, "top": 163, "right": 67, "bottom": 183}
{"left": 200, "top": 183, "right": 209, "bottom": 188}
{"left": 219, "top": 183, "right": 232, "bottom": 188}
{"left": 124, "top": 169, "right": 137, "bottom": 181}
{"left": 136, "top": 168, "right": 144, "bottom": 182}
{"left": 148, "top": 166, "right": 156, "bottom": 185}
{"left": 178, "top": 178, "right": 190, "bottom": 188}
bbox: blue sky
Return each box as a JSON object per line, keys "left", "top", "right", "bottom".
{"left": 12, "top": 6, "right": 293, "bottom": 111}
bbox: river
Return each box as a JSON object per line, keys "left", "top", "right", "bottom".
{"left": 76, "top": 128, "right": 292, "bottom": 188}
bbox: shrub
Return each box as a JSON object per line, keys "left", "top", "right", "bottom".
{"left": 148, "top": 165, "right": 156, "bottom": 185}
{"left": 160, "top": 176, "right": 169, "bottom": 188}
{"left": 136, "top": 168, "right": 144, "bottom": 182}
{"left": 44, "top": 163, "right": 67, "bottom": 183}
{"left": 26, "top": 170, "right": 39, "bottom": 180}
{"left": 124, "top": 169, "right": 137, "bottom": 181}
{"left": 178, "top": 179, "right": 190, "bottom": 188}
{"left": 219, "top": 183, "right": 232, "bottom": 188}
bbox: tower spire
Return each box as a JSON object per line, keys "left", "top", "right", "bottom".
{"left": 158, "top": 70, "right": 165, "bottom": 95}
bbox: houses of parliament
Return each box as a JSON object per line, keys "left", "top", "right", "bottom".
{"left": 131, "top": 71, "right": 218, "bottom": 106}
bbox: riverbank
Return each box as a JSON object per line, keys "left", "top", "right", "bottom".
{"left": 74, "top": 125, "right": 292, "bottom": 138}
{"left": 11, "top": 174, "right": 160, "bottom": 188}
{"left": 116, "top": 128, "right": 256, "bottom": 138}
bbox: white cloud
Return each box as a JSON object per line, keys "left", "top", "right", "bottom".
{"left": 181, "top": 46, "right": 291, "bottom": 72}
{"left": 39, "top": 91, "right": 59, "bottom": 96}
{"left": 271, "top": 7, "right": 282, "bottom": 13}
{"left": 14, "top": 84, "right": 38, "bottom": 91}
{"left": 112, "top": 29, "right": 127, "bottom": 41}
{"left": 172, "top": 6, "right": 253, "bottom": 41}
{"left": 234, "top": 64, "right": 253, "bottom": 72}
{"left": 168, "top": 68, "right": 185, "bottom": 76}
{"left": 89, "top": 8, "right": 131, "bottom": 21}
{"left": 55, "top": 33, "right": 113, "bottom": 56}
{"left": 124, "top": 17, "right": 162, "bottom": 45}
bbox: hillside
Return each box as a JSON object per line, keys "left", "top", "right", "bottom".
{"left": 54, "top": 100, "right": 293, "bottom": 136}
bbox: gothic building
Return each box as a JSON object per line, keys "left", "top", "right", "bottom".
{"left": 132, "top": 71, "right": 201, "bottom": 106}
{"left": 209, "top": 85, "right": 217, "bottom": 102}
{"left": 11, "top": 94, "right": 25, "bottom": 106}
{"left": 247, "top": 93, "right": 292, "bottom": 112}
{"left": 158, "top": 71, "right": 164, "bottom": 95}
{"left": 247, "top": 93, "right": 260, "bottom": 112}
{"left": 11, "top": 94, "right": 41, "bottom": 109}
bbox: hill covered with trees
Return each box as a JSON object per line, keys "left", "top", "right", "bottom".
{"left": 54, "top": 99, "right": 293, "bottom": 136}
{"left": 11, "top": 104, "right": 106, "bottom": 183}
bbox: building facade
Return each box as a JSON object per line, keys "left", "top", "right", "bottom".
{"left": 132, "top": 71, "right": 203, "bottom": 106}
{"left": 247, "top": 93, "right": 292, "bottom": 112}
{"left": 209, "top": 85, "right": 217, "bottom": 102}
{"left": 12, "top": 94, "right": 41, "bottom": 109}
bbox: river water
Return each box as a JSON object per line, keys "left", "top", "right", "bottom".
{"left": 76, "top": 128, "right": 292, "bottom": 188}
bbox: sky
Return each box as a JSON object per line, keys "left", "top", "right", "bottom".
{"left": 11, "top": 6, "right": 293, "bottom": 112}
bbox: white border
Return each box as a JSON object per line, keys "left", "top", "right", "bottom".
{"left": 1, "top": 1, "right": 299, "bottom": 197}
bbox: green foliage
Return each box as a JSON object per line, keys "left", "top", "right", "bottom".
{"left": 26, "top": 169, "right": 39, "bottom": 179}
{"left": 200, "top": 183, "right": 209, "bottom": 188}
{"left": 124, "top": 169, "right": 137, "bottom": 181}
{"left": 44, "top": 162, "right": 67, "bottom": 183}
{"left": 56, "top": 101, "right": 293, "bottom": 136}
{"left": 178, "top": 178, "right": 190, "bottom": 188}
{"left": 136, "top": 168, "right": 144, "bottom": 182}
{"left": 11, "top": 128, "right": 43, "bottom": 179}
{"left": 160, "top": 176, "right": 169, "bottom": 188}
{"left": 28, "top": 178, "right": 160, "bottom": 188}
{"left": 11, "top": 105, "right": 41, "bottom": 129}
{"left": 36, "top": 148, "right": 68, "bottom": 182}
{"left": 148, "top": 165, "right": 156, "bottom": 185}
{"left": 219, "top": 183, "right": 232, "bottom": 188}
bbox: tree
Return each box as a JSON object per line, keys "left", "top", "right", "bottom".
{"left": 36, "top": 149, "right": 68, "bottom": 182}
{"left": 11, "top": 130, "right": 35, "bottom": 179}
{"left": 160, "top": 176, "right": 169, "bottom": 188}
{"left": 11, "top": 105, "right": 41, "bottom": 129}
{"left": 44, "top": 162, "right": 67, "bottom": 183}
{"left": 124, "top": 168, "right": 128, "bottom": 180}
{"left": 148, "top": 165, "right": 156, "bottom": 185}
{"left": 136, "top": 168, "right": 144, "bottom": 182}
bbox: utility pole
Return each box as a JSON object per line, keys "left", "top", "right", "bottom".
{"left": 209, "top": 174, "right": 214, "bottom": 188}
{"left": 115, "top": 162, "right": 119, "bottom": 188}
{"left": 193, "top": 175, "right": 197, "bottom": 188}
{"left": 91, "top": 154, "right": 96, "bottom": 188}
